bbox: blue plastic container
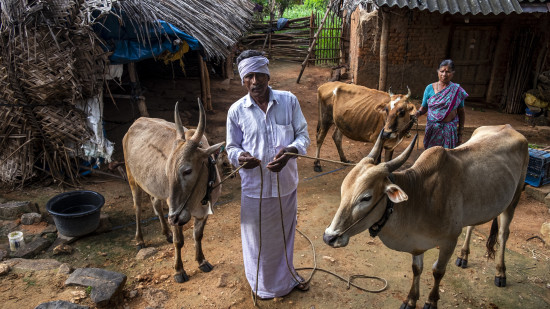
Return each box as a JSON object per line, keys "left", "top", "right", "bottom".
{"left": 525, "top": 148, "right": 550, "bottom": 187}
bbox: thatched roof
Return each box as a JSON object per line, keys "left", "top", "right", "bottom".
{"left": 0, "top": 0, "right": 254, "bottom": 187}
{"left": 92, "top": 0, "right": 255, "bottom": 59}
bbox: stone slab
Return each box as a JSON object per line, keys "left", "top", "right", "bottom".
{"left": 0, "top": 201, "right": 39, "bottom": 220}
{"left": 11, "top": 237, "right": 52, "bottom": 258}
{"left": 4, "top": 258, "right": 62, "bottom": 271}
{"left": 0, "top": 220, "right": 20, "bottom": 238}
{"left": 524, "top": 184, "right": 550, "bottom": 204}
{"left": 34, "top": 300, "right": 90, "bottom": 309}
{"left": 65, "top": 268, "right": 127, "bottom": 307}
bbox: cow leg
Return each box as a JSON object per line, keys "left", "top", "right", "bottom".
{"left": 150, "top": 197, "right": 172, "bottom": 243}
{"left": 424, "top": 240, "right": 457, "bottom": 309}
{"left": 314, "top": 118, "right": 332, "bottom": 172}
{"left": 494, "top": 190, "right": 520, "bottom": 287}
{"left": 172, "top": 224, "right": 189, "bottom": 283}
{"left": 129, "top": 180, "right": 146, "bottom": 250}
{"left": 194, "top": 216, "right": 213, "bottom": 272}
{"left": 383, "top": 148, "right": 394, "bottom": 163}
{"left": 455, "top": 226, "right": 474, "bottom": 268}
{"left": 332, "top": 128, "right": 349, "bottom": 163}
{"left": 400, "top": 254, "right": 423, "bottom": 309}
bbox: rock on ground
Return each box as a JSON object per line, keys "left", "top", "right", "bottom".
{"left": 4, "top": 258, "right": 62, "bottom": 271}
{"left": 58, "top": 263, "right": 72, "bottom": 275}
{"left": 143, "top": 288, "right": 170, "bottom": 308}
{"left": 34, "top": 300, "right": 90, "bottom": 309}
{"left": 21, "top": 212, "right": 42, "bottom": 225}
{"left": 136, "top": 247, "right": 158, "bottom": 260}
{"left": 65, "top": 268, "right": 127, "bottom": 308}
{"left": 0, "top": 263, "right": 10, "bottom": 275}
{"left": 10, "top": 237, "right": 51, "bottom": 258}
{"left": 0, "top": 201, "right": 39, "bottom": 220}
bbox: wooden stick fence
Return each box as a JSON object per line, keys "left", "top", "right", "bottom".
{"left": 240, "top": 12, "right": 343, "bottom": 67}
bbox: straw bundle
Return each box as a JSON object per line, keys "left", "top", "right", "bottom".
{"left": 0, "top": 0, "right": 254, "bottom": 187}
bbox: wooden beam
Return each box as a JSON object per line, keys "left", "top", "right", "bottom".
{"left": 297, "top": 2, "right": 332, "bottom": 83}
{"left": 127, "top": 62, "right": 149, "bottom": 117}
{"left": 378, "top": 9, "right": 389, "bottom": 91}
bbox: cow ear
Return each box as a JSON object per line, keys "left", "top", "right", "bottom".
{"left": 202, "top": 142, "right": 225, "bottom": 157}
{"left": 407, "top": 104, "right": 418, "bottom": 115}
{"left": 375, "top": 102, "right": 386, "bottom": 114}
{"left": 385, "top": 183, "right": 408, "bottom": 203}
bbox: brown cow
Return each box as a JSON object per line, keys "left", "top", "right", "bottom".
{"left": 123, "top": 100, "right": 224, "bottom": 283}
{"left": 314, "top": 81, "right": 417, "bottom": 172}
{"left": 323, "top": 125, "right": 528, "bottom": 308}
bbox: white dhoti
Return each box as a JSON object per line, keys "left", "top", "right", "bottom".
{"left": 241, "top": 189, "right": 300, "bottom": 298}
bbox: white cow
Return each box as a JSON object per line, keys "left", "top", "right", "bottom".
{"left": 323, "top": 125, "right": 528, "bottom": 308}
{"left": 123, "top": 100, "right": 224, "bottom": 283}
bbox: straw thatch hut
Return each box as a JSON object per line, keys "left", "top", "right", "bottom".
{"left": 0, "top": 0, "right": 254, "bottom": 187}
{"left": 335, "top": 0, "right": 550, "bottom": 113}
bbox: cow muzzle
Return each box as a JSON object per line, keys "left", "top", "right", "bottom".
{"left": 381, "top": 130, "right": 395, "bottom": 140}
{"left": 323, "top": 230, "right": 349, "bottom": 248}
{"left": 169, "top": 209, "right": 191, "bottom": 226}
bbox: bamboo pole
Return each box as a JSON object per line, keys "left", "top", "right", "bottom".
{"left": 128, "top": 62, "right": 149, "bottom": 117}
{"left": 225, "top": 50, "right": 234, "bottom": 80}
{"left": 198, "top": 54, "right": 208, "bottom": 110}
{"left": 268, "top": 0, "right": 275, "bottom": 59}
{"left": 204, "top": 60, "right": 212, "bottom": 111}
{"left": 297, "top": 2, "right": 332, "bottom": 83}
{"left": 378, "top": 9, "right": 389, "bottom": 91}
{"left": 309, "top": 10, "right": 314, "bottom": 67}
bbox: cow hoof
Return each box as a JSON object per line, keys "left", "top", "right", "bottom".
{"left": 199, "top": 261, "right": 214, "bottom": 272}
{"left": 174, "top": 272, "right": 189, "bottom": 283}
{"left": 494, "top": 276, "right": 506, "bottom": 287}
{"left": 400, "top": 302, "right": 415, "bottom": 309}
{"left": 136, "top": 244, "right": 145, "bottom": 251}
{"left": 314, "top": 165, "right": 323, "bottom": 173}
{"left": 455, "top": 257, "right": 468, "bottom": 268}
{"left": 422, "top": 302, "right": 437, "bottom": 309}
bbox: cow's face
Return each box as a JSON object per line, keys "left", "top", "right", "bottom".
{"left": 166, "top": 101, "right": 224, "bottom": 226}
{"left": 323, "top": 134, "right": 416, "bottom": 248}
{"left": 375, "top": 88, "right": 417, "bottom": 140}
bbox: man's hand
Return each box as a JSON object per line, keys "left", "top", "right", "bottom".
{"left": 238, "top": 152, "right": 261, "bottom": 169}
{"left": 267, "top": 147, "right": 297, "bottom": 173}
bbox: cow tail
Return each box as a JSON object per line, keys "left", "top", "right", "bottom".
{"left": 486, "top": 218, "right": 499, "bottom": 260}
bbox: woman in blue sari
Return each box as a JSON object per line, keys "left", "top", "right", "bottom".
{"left": 416, "top": 59, "right": 468, "bottom": 149}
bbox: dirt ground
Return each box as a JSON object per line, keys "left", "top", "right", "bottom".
{"left": 1, "top": 60, "right": 550, "bottom": 309}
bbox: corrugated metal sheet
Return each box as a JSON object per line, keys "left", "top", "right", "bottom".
{"left": 374, "top": 0, "right": 524, "bottom": 15}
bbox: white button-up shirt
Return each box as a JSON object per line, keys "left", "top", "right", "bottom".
{"left": 226, "top": 88, "right": 310, "bottom": 198}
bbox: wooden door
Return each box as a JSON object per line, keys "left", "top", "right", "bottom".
{"left": 448, "top": 25, "right": 499, "bottom": 100}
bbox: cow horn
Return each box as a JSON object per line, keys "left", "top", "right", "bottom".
{"left": 406, "top": 86, "right": 411, "bottom": 99}
{"left": 190, "top": 98, "right": 205, "bottom": 143}
{"left": 174, "top": 101, "right": 187, "bottom": 140}
{"left": 366, "top": 129, "right": 384, "bottom": 161}
{"left": 384, "top": 134, "right": 418, "bottom": 173}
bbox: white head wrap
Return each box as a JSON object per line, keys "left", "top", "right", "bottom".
{"left": 238, "top": 56, "right": 270, "bottom": 85}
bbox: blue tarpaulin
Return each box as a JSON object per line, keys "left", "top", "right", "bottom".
{"left": 93, "top": 12, "right": 201, "bottom": 64}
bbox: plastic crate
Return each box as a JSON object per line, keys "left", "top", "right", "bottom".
{"left": 525, "top": 148, "right": 550, "bottom": 187}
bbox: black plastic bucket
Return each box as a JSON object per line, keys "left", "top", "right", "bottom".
{"left": 46, "top": 190, "right": 105, "bottom": 237}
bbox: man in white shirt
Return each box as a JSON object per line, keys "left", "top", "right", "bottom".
{"left": 226, "top": 50, "right": 310, "bottom": 299}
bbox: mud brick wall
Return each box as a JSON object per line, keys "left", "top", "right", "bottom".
{"left": 350, "top": 8, "right": 448, "bottom": 99}
{"left": 349, "top": 7, "right": 550, "bottom": 105}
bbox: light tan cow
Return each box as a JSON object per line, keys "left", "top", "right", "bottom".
{"left": 323, "top": 125, "right": 528, "bottom": 309}
{"left": 123, "top": 100, "right": 224, "bottom": 283}
{"left": 314, "top": 81, "right": 417, "bottom": 172}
